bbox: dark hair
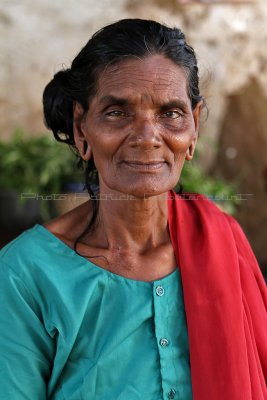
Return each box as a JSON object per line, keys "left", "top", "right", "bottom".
{"left": 43, "top": 19, "right": 203, "bottom": 245}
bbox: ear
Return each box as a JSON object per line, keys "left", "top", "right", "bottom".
{"left": 185, "top": 100, "right": 202, "bottom": 161}
{"left": 73, "top": 102, "right": 92, "bottom": 161}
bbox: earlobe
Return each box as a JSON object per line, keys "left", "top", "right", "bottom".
{"left": 73, "top": 102, "right": 92, "bottom": 161}
{"left": 78, "top": 137, "right": 92, "bottom": 161}
{"left": 81, "top": 140, "right": 92, "bottom": 161}
{"left": 185, "top": 141, "right": 196, "bottom": 161}
{"left": 185, "top": 100, "right": 202, "bottom": 161}
{"left": 193, "top": 100, "right": 202, "bottom": 132}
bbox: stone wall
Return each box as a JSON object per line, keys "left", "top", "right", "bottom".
{"left": 215, "top": 80, "right": 267, "bottom": 270}
{"left": 1, "top": 0, "right": 266, "bottom": 269}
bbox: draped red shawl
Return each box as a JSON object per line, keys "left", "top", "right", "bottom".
{"left": 167, "top": 191, "right": 267, "bottom": 400}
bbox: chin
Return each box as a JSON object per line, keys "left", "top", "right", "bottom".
{"left": 118, "top": 185, "right": 171, "bottom": 200}
{"left": 100, "top": 174, "right": 178, "bottom": 200}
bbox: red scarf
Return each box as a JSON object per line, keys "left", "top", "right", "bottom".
{"left": 167, "top": 191, "right": 267, "bottom": 399}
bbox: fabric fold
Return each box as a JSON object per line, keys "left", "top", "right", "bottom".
{"left": 167, "top": 191, "right": 267, "bottom": 400}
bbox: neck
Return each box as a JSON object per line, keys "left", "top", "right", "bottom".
{"left": 93, "top": 188, "right": 170, "bottom": 253}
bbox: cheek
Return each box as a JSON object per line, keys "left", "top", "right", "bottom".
{"left": 165, "top": 114, "right": 196, "bottom": 143}
{"left": 85, "top": 127, "right": 111, "bottom": 158}
{"left": 169, "top": 132, "right": 195, "bottom": 155}
{"left": 88, "top": 139, "right": 118, "bottom": 176}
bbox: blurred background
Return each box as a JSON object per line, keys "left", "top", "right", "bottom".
{"left": 0, "top": 0, "right": 266, "bottom": 276}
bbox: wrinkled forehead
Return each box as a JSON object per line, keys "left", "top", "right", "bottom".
{"left": 94, "top": 54, "right": 189, "bottom": 103}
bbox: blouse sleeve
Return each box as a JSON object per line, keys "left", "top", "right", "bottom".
{"left": 0, "top": 260, "right": 55, "bottom": 400}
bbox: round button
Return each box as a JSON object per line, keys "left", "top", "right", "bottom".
{"left": 155, "top": 285, "right": 165, "bottom": 296}
{"left": 159, "top": 338, "right": 169, "bottom": 347}
{"left": 168, "top": 389, "right": 176, "bottom": 399}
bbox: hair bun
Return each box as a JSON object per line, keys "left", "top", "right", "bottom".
{"left": 53, "top": 69, "right": 71, "bottom": 85}
{"left": 43, "top": 68, "right": 74, "bottom": 144}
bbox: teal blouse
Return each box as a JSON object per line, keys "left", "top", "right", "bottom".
{"left": 0, "top": 225, "right": 193, "bottom": 400}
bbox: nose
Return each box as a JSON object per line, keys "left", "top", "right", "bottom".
{"left": 129, "top": 117, "right": 162, "bottom": 150}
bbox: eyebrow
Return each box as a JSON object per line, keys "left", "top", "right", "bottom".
{"left": 99, "top": 96, "right": 189, "bottom": 111}
{"left": 99, "top": 95, "right": 130, "bottom": 107}
{"left": 159, "top": 100, "right": 189, "bottom": 111}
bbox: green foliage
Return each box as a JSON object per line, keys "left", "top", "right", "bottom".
{"left": 0, "top": 130, "right": 83, "bottom": 219}
{"left": 179, "top": 160, "right": 239, "bottom": 215}
{"left": 0, "top": 129, "right": 83, "bottom": 195}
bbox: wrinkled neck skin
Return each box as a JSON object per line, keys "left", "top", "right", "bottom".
{"left": 44, "top": 183, "right": 175, "bottom": 280}
{"left": 93, "top": 184, "right": 170, "bottom": 255}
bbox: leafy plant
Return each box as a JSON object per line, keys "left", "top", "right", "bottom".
{"left": 179, "top": 160, "right": 239, "bottom": 215}
{"left": 0, "top": 129, "right": 83, "bottom": 219}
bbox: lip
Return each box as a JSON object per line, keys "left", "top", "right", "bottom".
{"left": 122, "top": 160, "right": 166, "bottom": 170}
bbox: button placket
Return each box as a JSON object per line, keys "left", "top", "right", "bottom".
{"left": 154, "top": 283, "right": 169, "bottom": 350}
{"left": 159, "top": 338, "right": 169, "bottom": 347}
{"left": 155, "top": 285, "right": 165, "bottom": 297}
{"left": 154, "top": 280, "right": 173, "bottom": 399}
{"left": 153, "top": 271, "right": 191, "bottom": 400}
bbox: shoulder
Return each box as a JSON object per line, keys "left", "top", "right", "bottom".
{"left": 169, "top": 190, "right": 230, "bottom": 224}
{"left": 170, "top": 190, "right": 267, "bottom": 302}
{"left": 0, "top": 226, "right": 53, "bottom": 317}
{"left": 0, "top": 226, "right": 47, "bottom": 278}
{"left": 44, "top": 199, "right": 91, "bottom": 246}
{"left": 169, "top": 190, "right": 264, "bottom": 268}
{"left": 0, "top": 223, "right": 95, "bottom": 319}
{"left": 0, "top": 224, "right": 47, "bottom": 266}
{"left": 176, "top": 191, "right": 260, "bottom": 253}
{"left": 0, "top": 224, "right": 76, "bottom": 285}
{"left": 189, "top": 193, "right": 267, "bottom": 299}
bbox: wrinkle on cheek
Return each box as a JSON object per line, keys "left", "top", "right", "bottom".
{"left": 171, "top": 153, "right": 187, "bottom": 174}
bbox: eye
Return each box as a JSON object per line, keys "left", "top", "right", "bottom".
{"left": 105, "top": 110, "right": 125, "bottom": 118}
{"left": 162, "top": 110, "right": 182, "bottom": 119}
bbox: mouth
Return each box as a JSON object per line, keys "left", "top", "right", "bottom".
{"left": 122, "top": 160, "right": 166, "bottom": 171}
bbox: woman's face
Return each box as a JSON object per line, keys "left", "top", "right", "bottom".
{"left": 75, "top": 54, "right": 201, "bottom": 198}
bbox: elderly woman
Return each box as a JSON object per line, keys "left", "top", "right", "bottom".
{"left": 0, "top": 19, "right": 266, "bottom": 400}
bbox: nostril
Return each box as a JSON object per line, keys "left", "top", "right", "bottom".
{"left": 129, "top": 125, "right": 162, "bottom": 148}
{"left": 129, "top": 134, "right": 161, "bottom": 148}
